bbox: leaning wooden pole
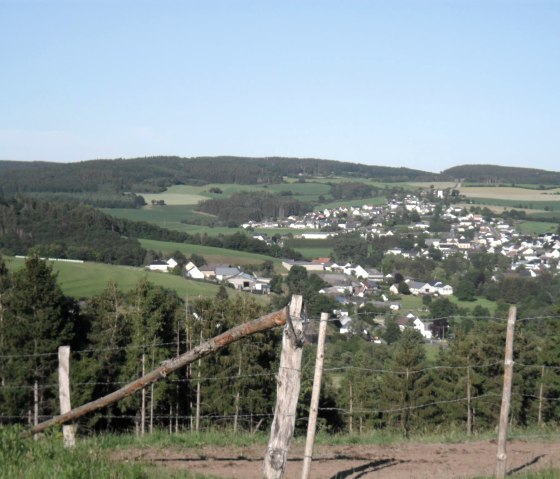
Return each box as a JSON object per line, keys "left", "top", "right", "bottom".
{"left": 301, "top": 312, "right": 328, "bottom": 479}
{"left": 495, "top": 305, "right": 516, "bottom": 479}
{"left": 263, "top": 295, "right": 304, "bottom": 479}
{"left": 28, "top": 305, "right": 290, "bottom": 437}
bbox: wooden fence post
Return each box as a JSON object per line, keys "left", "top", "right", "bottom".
{"left": 263, "top": 295, "right": 304, "bottom": 479}
{"left": 301, "top": 312, "right": 328, "bottom": 479}
{"left": 58, "top": 346, "right": 76, "bottom": 447}
{"left": 495, "top": 305, "right": 516, "bottom": 479}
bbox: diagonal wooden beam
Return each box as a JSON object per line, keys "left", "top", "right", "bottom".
{"left": 27, "top": 305, "right": 290, "bottom": 437}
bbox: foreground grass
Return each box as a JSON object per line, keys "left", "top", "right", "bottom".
{"left": 0, "top": 427, "right": 215, "bottom": 479}
{"left": 93, "top": 424, "right": 560, "bottom": 450}
{"left": 4, "top": 426, "right": 560, "bottom": 478}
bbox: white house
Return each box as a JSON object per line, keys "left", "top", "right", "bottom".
{"left": 401, "top": 313, "right": 432, "bottom": 339}
{"left": 342, "top": 263, "right": 369, "bottom": 279}
{"left": 184, "top": 261, "right": 205, "bottom": 279}
{"left": 338, "top": 313, "right": 352, "bottom": 334}
{"left": 412, "top": 316, "right": 432, "bottom": 339}
{"left": 146, "top": 258, "right": 178, "bottom": 272}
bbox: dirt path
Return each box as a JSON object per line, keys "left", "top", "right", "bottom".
{"left": 120, "top": 439, "right": 560, "bottom": 478}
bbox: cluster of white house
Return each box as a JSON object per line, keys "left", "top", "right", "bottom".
{"left": 146, "top": 259, "right": 271, "bottom": 294}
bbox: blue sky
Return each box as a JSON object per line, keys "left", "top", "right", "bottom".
{"left": 1, "top": 0, "right": 558, "bottom": 172}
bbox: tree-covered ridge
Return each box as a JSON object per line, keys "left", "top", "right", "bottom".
{"left": 0, "top": 196, "right": 146, "bottom": 265}
{"left": 0, "top": 160, "right": 55, "bottom": 172}
{"left": 197, "top": 191, "right": 313, "bottom": 225}
{"left": 0, "top": 196, "right": 305, "bottom": 265}
{"left": 442, "top": 164, "right": 560, "bottom": 185}
{"left": 0, "top": 156, "right": 436, "bottom": 198}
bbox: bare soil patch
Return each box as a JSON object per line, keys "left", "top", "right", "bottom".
{"left": 117, "top": 439, "right": 560, "bottom": 478}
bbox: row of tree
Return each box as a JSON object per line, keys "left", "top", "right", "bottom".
{"left": 0, "top": 156, "right": 436, "bottom": 199}
{"left": 0, "top": 255, "right": 280, "bottom": 433}
{"left": 3, "top": 255, "right": 560, "bottom": 437}
{"left": 197, "top": 191, "right": 313, "bottom": 226}
{"left": 0, "top": 196, "right": 305, "bottom": 266}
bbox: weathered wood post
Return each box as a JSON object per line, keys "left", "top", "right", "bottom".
{"left": 495, "top": 305, "right": 516, "bottom": 479}
{"left": 263, "top": 295, "right": 304, "bottom": 479}
{"left": 301, "top": 312, "right": 328, "bottom": 479}
{"left": 58, "top": 346, "right": 76, "bottom": 447}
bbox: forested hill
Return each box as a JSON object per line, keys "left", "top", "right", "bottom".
{"left": 0, "top": 156, "right": 436, "bottom": 196}
{"left": 0, "top": 196, "right": 147, "bottom": 265}
{"left": 442, "top": 164, "right": 560, "bottom": 185}
{"left": 0, "top": 196, "right": 305, "bottom": 265}
{"left": 0, "top": 160, "right": 55, "bottom": 172}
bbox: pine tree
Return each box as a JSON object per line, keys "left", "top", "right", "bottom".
{"left": 119, "top": 278, "right": 182, "bottom": 432}
{"left": 380, "top": 329, "right": 431, "bottom": 436}
{"left": 73, "top": 281, "right": 130, "bottom": 429}
{"left": 2, "top": 256, "right": 75, "bottom": 422}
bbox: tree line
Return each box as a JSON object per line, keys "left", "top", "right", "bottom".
{"left": 0, "top": 196, "right": 305, "bottom": 266}
{"left": 2, "top": 255, "right": 560, "bottom": 437}
{"left": 197, "top": 191, "right": 313, "bottom": 226}
{"left": 0, "top": 156, "right": 437, "bottom": 200}
{"left": 442, "top": 164, "right": 560, "bottom": 186}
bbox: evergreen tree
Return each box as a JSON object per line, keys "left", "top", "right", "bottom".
{"left": 74, "top": 281, "right": 130, "bottom": 429}
{"left": 2, "top": 256, "right": 75, "bottom": 421}
{"left": 380, "top": 329, "right": 431, "bottom": 436}
{"left": 119, "top": 279, "right": 182, "bottom": 430}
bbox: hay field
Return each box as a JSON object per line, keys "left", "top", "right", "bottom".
{"left": 459, "top": 186, "right": 560, "bottom": 201}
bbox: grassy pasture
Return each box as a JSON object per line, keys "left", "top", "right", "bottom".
{"left": 3, "top": 256, "right": 220, "bottom": 299}
{"left": 409, "top": 181, "right": 459, "bottom": 189}
{"left": 103, "top": 205, "right": 230, "bottom": 234}
{"left": 138, "top": 238, "right": 284, "bottom": 269}
{"left": 467, "top": 197, "right": 560, "bottom": 212}
{"left": 285, "top": 238, "right": 335, "bottom": 259}
{"left": 143, "top": 181, "right": 331, "bottom": 202}
{"left": 142, "top": 191, "right": 209, "bottom": 206}
{"left": 399, "top": 294, "right": 497, "bottom": 316}
{"left": 517, "top": 221, "right": 559, "bottom": 235}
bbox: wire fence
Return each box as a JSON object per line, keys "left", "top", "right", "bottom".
{"left": 2, "top": 313, "right": 560, "bottom": 445}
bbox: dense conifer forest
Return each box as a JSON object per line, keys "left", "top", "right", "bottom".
{"left": 0, "top": 156, "right": 436, "bottom": 199}
{"left": 0, "top": 196, "right": 304, "bottom": 265}
{"left": 442, "top": 164, "right": 560, "bottom": 185}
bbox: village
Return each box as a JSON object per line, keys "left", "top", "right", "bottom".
{"left": 145, "top": 191, "right": 560, "bottom": 343}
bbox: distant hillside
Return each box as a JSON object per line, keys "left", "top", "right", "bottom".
{"left": 0, "top": 196, "right": 146, "bottom": 265}
{"left": 0, "top": 196, "right": 304, "bottom": 265}
{"left": 0, "top": 156, "right": 437, "bottom": 198}
{"left": 0, "top": 160, "right": 55, "bottom": 172}
{"left": 442, "top": 164, "right": 560, "bottom": 186}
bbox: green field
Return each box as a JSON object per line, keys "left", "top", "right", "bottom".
{"left": 3, "top": 256, "right": 221, "bottom": 299}
{"left": 399, "top": 294, "right": 497, "bottom": 316}
{"left": 467, "top": 197, "right": 560, "bottom": 212}
{"left": 141, "top": 181, "right": 331, "bottom": 203}
{"left": 138, "top": 238, "right": 284, "bottom": 269}
{"left": 285, "top": 238, "right": 335, "bottom": 259}
{"left": 517, "top": 221, "right": 559, "bottom": 235}
{"left": 103, "top": 205, "right": 226, "bottom": 233}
